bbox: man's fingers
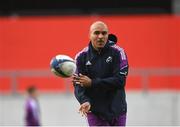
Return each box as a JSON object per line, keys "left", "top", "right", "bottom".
{"left": 80, "top": 109, "right": 88, "bottom": 117}
{"left": 79, "top": 104, "right": 91, "bottom": 117}
{"left": 83, "top": 111, "right": 87, "bottom": 117}
{"left": 79, "top": 107, "right": 85, "bottom": 116}
{"left": 79, "top": 106, "right": 83, "bottom": 112}
{"left": 72, "top": 74, "right": 80, "bottom": 79}
{"left": 79, "top": 73, "right": 85, "bottom": 77}
{"left": 73, "top": 77, "right": 81, "bottom": 85}
{"left": 73, "top": 79, "right": 85, "bottom": 87}
{"left": 73, "top": 73, "right": 78, "bottom": 76}
{"left": 77, "top": 82, "right": 81, "bottom": 85}
{"left": 72, "top": 80, "right": 81, "bottom": 84}
{"left": 73, "top": 79, "right": 79, "bottom": 82}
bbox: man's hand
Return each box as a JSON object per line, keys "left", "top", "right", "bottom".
{"left": 72, "top": 73, "right": 92, "bottom": 87}
{"left": 79, "top": 102, "right": 91, "bottom": 117}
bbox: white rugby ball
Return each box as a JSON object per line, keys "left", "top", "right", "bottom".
{"left": 50, "top": 55, "right": 76, "bottom": 77}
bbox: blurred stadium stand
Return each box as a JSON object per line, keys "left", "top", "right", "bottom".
{"left": 0, "top": 0, "right": 172, "bottom": 16}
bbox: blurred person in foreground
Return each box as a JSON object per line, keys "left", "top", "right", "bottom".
{"left": 25, "top": 86, "right": 41, "bottom": 126}
{"left": 72, "top": 21, "right": 129, "bottom": 126}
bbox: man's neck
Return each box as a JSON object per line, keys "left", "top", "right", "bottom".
{"left": 93, "top": 47, "right": 102, "bottom": 54}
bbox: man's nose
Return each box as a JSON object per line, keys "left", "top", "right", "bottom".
{"left": 98, "top": 33, "right": 104, "bottom": 38}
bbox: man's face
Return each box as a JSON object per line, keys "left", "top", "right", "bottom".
{"left": 89, "top": 24, "right": 108, "bottom": 50}
{"left": 31, "top": 90, "right": 39, "bottom": 99}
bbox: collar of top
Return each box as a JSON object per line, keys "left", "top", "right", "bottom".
{"left": 88, "top": 41, "right": 109, "bottom": 55}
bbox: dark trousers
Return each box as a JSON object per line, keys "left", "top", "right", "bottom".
{"left": 87, "top": 112, "right": 126, "bottom": 126}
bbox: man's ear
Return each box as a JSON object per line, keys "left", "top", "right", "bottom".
{"left": 88, "top": 31, "right": 91, "bottom": 40}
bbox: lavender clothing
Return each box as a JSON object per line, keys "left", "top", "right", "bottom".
{"left": 87, "top": 112, "right": 126, "bottom": 126}
{"left": 25, "top": 97, "right": 40, "bottom": 126}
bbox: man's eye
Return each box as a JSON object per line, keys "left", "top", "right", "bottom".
{"left": 94, "top": 31, "right": 100, "bottom": 35}
{"left": 102, "top": 31, "right": 107, "bottom": 35}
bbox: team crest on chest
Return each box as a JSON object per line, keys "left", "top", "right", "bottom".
{"left": 106, "top": 56, "right": 112, "bottom": 63}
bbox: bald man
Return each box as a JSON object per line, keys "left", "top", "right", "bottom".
{"left": 73, "top": 21, "right": 129, "bottom": 126}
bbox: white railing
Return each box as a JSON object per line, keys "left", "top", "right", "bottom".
{"left": 0, "top": 68, "right": 180, "bottom": 94}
